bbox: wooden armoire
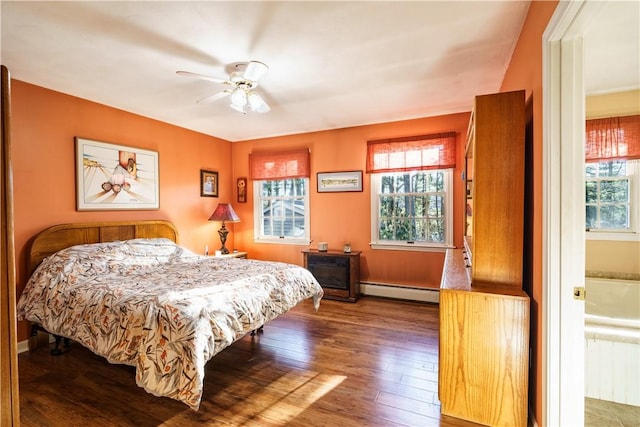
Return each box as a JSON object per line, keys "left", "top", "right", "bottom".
{"left": 439, "top": 90, "right": 530, "bottom": 427}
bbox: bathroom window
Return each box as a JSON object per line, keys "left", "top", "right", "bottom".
{"left": 585, "top": 159, "right": 639, "bottom": 239}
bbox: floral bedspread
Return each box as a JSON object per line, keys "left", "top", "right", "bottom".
{"left": 17, "top": 238, "right": 323, "bottom": 410}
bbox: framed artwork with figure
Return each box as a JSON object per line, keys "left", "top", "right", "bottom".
{"left": 75, "top": 137, "right": 159, "bottom": 211}
{"left": 200, "top": 170, "right": 218, "bottom": 197}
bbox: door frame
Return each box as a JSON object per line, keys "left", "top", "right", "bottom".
{"left": 542, "top": 1, "right": 606, "bottom": 425}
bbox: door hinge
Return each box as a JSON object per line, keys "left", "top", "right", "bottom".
{"left": 573, "top": 286, "right": 586, "bottom": 300}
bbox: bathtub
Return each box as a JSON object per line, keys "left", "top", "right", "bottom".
{"left": 584, "top": 277, "right": 640, "bottom": 406}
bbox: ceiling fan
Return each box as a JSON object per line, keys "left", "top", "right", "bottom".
{"left": 177, "top": 60, "right": 271, "bottom": 114}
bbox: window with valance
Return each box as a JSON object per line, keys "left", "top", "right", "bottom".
{"left": 367, "top": 132, "right": 457, "bottom": 250}
{"left": 249, "top": 148, "right": 310, "bottom": 245}
{"left": 584, "top": 115, "right": 640, "bottom": 236}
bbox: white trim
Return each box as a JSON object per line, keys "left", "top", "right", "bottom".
{"left": 543, "top": 1, "right": 607, "bottom": 425}
{"left": 359, "top": 281, "right": 440, "bottom": 303}
{"left": 369, "top": 243, "right": 449, "bottom": 253}
{"left": 18, "top": 340, "right": 29, "bottom": 354}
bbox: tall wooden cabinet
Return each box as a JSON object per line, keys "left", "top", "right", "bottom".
{"left": 439, "top": 90, "right": 530, "bottom": 427}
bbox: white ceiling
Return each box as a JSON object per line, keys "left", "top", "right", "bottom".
{"left": 1, "top": 1, "right": 638, "bottom": 142}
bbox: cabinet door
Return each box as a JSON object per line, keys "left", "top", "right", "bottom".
{"left": 439, "top": 289, "right": 530, "bottom": 426}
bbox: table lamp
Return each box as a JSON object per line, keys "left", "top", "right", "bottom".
{"left": 208, "top": 203, "right": 240, "bottom": 254}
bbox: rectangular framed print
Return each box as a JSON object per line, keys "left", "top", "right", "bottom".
{"left": 317, "top": 170, "right": 363, "bottom": 193}
{"left": 237, "top": 177, "right": 247, "bottom": 203}
{"left": 75, "top": 137, "right": 159, "bottom": 210}
{"left": 200, "top": 169, "right": 219, "bottom": 197}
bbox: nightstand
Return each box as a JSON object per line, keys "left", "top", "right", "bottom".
{"left": 212, "top": 251, "right": 247, "bottom": 259}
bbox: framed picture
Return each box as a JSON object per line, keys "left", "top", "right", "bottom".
{"left": 317, "top": 170, "right": 363, "bottom": 193}
{"left": 75, "top": 137, "right": 159, "bottom": 211}
{"left": 237, "top": 177, "right": 247, "bottom": 203}
{"left": 200, "top": 169, "right": 219, "bottom": 197}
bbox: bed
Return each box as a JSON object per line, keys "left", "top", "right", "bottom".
{"left": 17, "top": 220, "right": 323, "bottom": 410}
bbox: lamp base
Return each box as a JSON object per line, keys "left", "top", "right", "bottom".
{"left": 217, "top": 223, "right": 230, "bottom": 254}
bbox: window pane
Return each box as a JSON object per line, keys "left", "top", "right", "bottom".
{"left": 598, "top": 161, "right": 626, "bottom": 177}
{"left": 412, "top": 174, "right": 426, "bottom": 192}
{"left": 395, "top": 175, "right": 410, "bottom": 193}
{"left": 600, "top": 180, "right": 628, "bottom": 203}
{"left": 428, "top": 219, "right": 444, "bottom": 242}
{"left": 293, "top": 218, "right": 305, "bottom": 237}
{"left": 394, "top": 196, "right": 409, "bottom": 217}
{"left": 262, "top": 218, "right": 272, "bottom": 235}
{"left": 379, "top": 219, "right": 394, "bottom": 240}
{"left": 414, "top": 218, "right": 428, "bottom": 240}
{"left": 585, "top": 205, "right": 598, "bottom": 228}
{"left": 414, "top": 195, "right": 427, "bottom": 216}
{"left": 427, "top": 172, "right": 444, "bottom": 192}
{"left": 394, "top": 219, "right": 411, "bottom": 240}
{"left": 585, "top": 181, "right": 598, "bottom": 203}
{"left": 600, "top": 205, "right": 628, "bottom": 228}
{"left": 381, "top": 176, "right": 394, "bottom": 193}
{"left": 585, "top": 163, "right": 597, "bottom": 177}
{"left": 380, "top": 195, "right": 394, "bottom": 216}
{"left": 428, "top": 195, "right": 443, "bottom": 217}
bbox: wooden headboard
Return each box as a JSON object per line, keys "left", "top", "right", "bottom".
{"left": 28, "top": 220, "right": 179, "bottom": 275}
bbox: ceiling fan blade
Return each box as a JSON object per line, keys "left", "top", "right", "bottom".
{"left": 176, "top": 70, "right": 229, "bottom": 85}
{"left": 243, "top": 61, "right": 268, "bottom": 82}
{"left": 196, "top": 90, "right": 230, "bottom": 104}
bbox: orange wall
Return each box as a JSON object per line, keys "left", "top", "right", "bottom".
{"left": 11, "top": 80, "right": 235, "bottom": 339}
{"left": 231, "top": 114, "right": 470, "bottom": 288}
{"left": 500, "top": 1, "right": 559, "bottom": 424}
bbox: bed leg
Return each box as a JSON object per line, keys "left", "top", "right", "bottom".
{"left": 250, "top": 326, "right": 264, "bottom": 336}
{"left": 50, "top": 335, "right": 70, "bottom": 356}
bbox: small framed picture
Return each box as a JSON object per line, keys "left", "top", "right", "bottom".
{"left": 237, "top": 177, "right": 247, "bottom": 203}
{"left": 200, "top": 169, "right": 218, "bottom": 197}
{"left": 317, "top": 170, "right": 363, "bottom": 193}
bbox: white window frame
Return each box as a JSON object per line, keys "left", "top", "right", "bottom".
{"left": 370, "top": 169, "right": 453, "bottom": 252}
{"left": 586, "top": 159, "right": 640, "bottom": 242}
{"left": 253, "top": 178, "right": 311, "bottom": 245}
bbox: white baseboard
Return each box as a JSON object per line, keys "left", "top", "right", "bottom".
{"left": 18, "top": 339, "right": 29, "bottom": 354}
{"left": 360, "top": 281, "right": 440, "bottom": 303}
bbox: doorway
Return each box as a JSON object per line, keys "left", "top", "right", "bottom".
{"left": 543, "top": 0, "right": 639, "bottom": 425}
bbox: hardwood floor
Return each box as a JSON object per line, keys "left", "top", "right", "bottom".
{"left": 18, "top": 297, "right": 480, "bottom": 426}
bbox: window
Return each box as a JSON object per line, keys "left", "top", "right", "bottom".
{"left": 253, "top": 178, "right": 310, "bottom": 244}
{"left": 371, "top": 170, "right": 453, "bottom": 250}
{"left": 584, "top": 115, "right": 640, "bottom": 240}
{"left": 249, "top": 148, "right": 311, "bottom": 245}
{"left": 585, "top": 159, "right": 639, "bottom": 238}
{"left": 366, "top": 132, "right": 457, "bottom": 251}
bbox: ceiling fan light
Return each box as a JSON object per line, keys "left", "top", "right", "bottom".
{"left": 248, "top": 92, "right": 270, "bottom": 113}
{"left": 248, "top": 92, "right": 263, "bottom": 110}
{"left": 230, "top": 87, "right": 247, "bottom": 108}
{"left": 230, "top": 103, "right": 246, "bottom": 114}
{"left": 243, "top": 61, "right": 268, "bottom": 82}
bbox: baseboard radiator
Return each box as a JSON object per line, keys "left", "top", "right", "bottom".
{"left": 359, "top": 281, "right": 439, "bottom": 303}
